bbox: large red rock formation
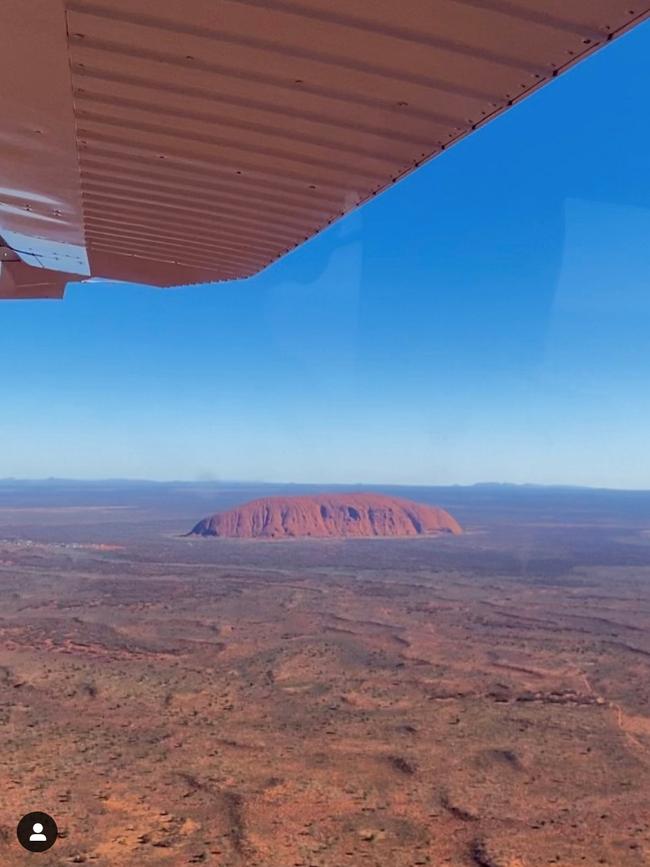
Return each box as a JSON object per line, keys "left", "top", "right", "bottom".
{"left": 190, "top": 493, "right": 462, "bottom": 539}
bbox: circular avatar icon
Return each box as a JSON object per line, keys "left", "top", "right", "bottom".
{"left": 16, "top": 812, "right": 58, "bottom": 853}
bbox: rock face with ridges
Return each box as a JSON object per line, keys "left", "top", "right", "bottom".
{"left": 190, "top": 493, "right": 462, "bottom": 539}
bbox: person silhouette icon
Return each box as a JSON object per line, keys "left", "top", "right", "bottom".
{"left": 17, "top": 811, "right": 58, "bottom": 852}
{"left": 29, "top": 822, "right": 47, "bottom": 842}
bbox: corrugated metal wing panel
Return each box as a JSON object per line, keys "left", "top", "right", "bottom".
{"left": 1, "top": 0, "right": 648, "bottom": 291}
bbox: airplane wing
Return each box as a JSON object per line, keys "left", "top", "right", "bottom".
{"left": 1, "top": 0, "right": 648, "bottom": 298}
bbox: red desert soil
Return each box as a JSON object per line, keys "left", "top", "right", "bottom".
{"left": 190, "top": 493, "right": 462, "bottom": 539}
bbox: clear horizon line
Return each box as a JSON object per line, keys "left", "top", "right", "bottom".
{"left": 0, "top": 476, "right": 649, "bottom": 494}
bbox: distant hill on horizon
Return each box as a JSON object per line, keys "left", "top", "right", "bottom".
{"left": 1, "top": 478, "right": 650, "bottom": 494}
{"left": 1, "top": 481, "right": 650, "bottom": 531}
{"left": 190, "top": 493, "right": 463, "bottom": 540}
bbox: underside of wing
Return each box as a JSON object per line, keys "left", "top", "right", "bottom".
{"left": 1, "top": 0, "right": 648, "bottom": 297}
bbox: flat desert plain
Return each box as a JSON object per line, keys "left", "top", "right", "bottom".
{"left": 0, "top": 482, "right": 649, "bottom": 866}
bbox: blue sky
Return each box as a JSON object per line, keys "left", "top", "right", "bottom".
{"left": 1, "top": 23, "right": 649, "bottom": 487}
